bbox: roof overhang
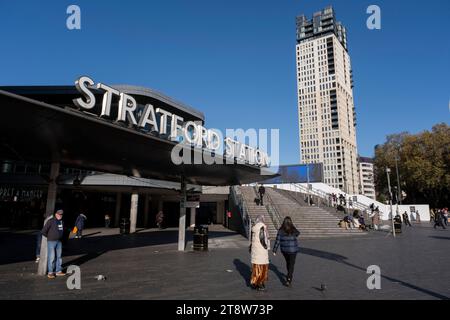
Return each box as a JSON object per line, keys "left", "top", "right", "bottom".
{"left": 0, "top": 89, "right": 276, "bottom": 186}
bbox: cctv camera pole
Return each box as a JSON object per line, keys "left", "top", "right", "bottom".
{"left": 386, "top": 167, "right": 396, "bottom": 237}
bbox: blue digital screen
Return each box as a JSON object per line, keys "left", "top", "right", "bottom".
{"left": 261, "top": 164, "right": 324, "bottom": 184}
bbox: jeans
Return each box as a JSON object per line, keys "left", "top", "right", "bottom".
{"left": 47, "top": 240, "right": 62, "bottom": 274}
{"left": 282, "top": 252, "right": 297, "bottom": 282}
{"left": 76, "top": 229, "right": 83, "bottom": 237}
{"left": 36, "top": 232, "right": 42, "bottom": 257}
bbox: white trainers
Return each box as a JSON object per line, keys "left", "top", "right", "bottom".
{"left": 35, "top": 257, "right": 40, "bottom": 263}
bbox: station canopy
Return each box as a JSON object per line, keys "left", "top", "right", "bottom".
{"left": 0, "top": 85, "right": 276, "bottom": 186}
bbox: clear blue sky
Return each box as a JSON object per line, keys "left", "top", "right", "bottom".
{"left": 1, "top": 0, "right": 449, "bottom": 165}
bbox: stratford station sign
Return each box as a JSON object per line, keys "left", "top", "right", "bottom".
{"left": 73, "top": 76, "right": 270, "bottom": 167}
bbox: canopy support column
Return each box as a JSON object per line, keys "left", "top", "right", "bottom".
{"left": 37, "top": 161, "right": 60, "bottom": 276}
{"left": 178, "top": 176, "right": 187, "bottom": 251}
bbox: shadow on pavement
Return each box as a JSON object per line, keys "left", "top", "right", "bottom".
{"left": 269, "top": 263, "right": 286, "bottom": 285}
{"left": 233, "top": 258, "right": 287, "bottom": 287}
{"left": 0, "top": 228, "right": 239, "bottom": 266}
{"left": 233, "top": 259, "right": 251, "bottom": 287}
{"left": 429, "top": 236, "right": 450, "bottom": 240}
{"left": 300, "top": 246, "right": 449, "bottom": 300}
{"left": 79, "top": 231, "right": 102, "bottom": 238}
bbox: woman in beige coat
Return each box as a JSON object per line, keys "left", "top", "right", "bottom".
{"left": 371, "top": 208, "right": 381, "bottom": 230}
{"left": 249, "top": 215, "right": 270, "bottom": 291}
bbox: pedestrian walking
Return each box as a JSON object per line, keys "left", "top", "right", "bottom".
{"left": 415, "top": 210, "right": 421, "bottom": 223}
{"left": 433, "top": 209, "right": 446, "bottom": 230}
{"left": 41, "top": 209, "right": 66, "bottom": 279}
{"left": 443, "top": 208, "right": 449, "bottom": 227}
{"left": 430, "top": 209, "right": 435, "bottom": 224}
{"left": 272, "top": 216, "right": 300, "bottom": 287}
{"left": 249, "top": 215, "right": 270, "bottom": 291}
{"left": 74, "top": 213, "right": 87, "bottom": 238}
{"left": 370, "top": 208, "right": 380, "bottom": 230}
{"left": 258, "top": 185, "right": 266, "bottom": 206}
{"left": 339, "top": 194, "right": 344, "bottom": 205}
{"left": 104, "top": 214, "right": 111, "bottom": 228}
{"left": 156, "top": 211, "right": 164, "bottom": 229}
{"left": 402, "top": 211, "right": 412, "bottom": 227}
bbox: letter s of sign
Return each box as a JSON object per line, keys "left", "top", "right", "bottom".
{"left": 366, "top": 265, "right": 381, "bottom": 290}
{"left": 73, "top": 76, "right": 96, "bottom": 109}
{"left": 66, "top": 265, "right": 81, "bottom": 290}
{"left": 66, "top": 5, "right": 81, "bottom": 30}
{"left": 366, "top": 5, "right": 381, "bottom": 30}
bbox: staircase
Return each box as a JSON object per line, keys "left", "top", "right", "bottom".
{"left": 265, "top": 187, "right": 366, "bottom": 239}
{"left": 238, "top": 186, "right": 278, "bottom": 238}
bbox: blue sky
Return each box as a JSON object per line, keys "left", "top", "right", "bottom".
{"left": 0, "top": 0, "right": 448, "bottom": 165}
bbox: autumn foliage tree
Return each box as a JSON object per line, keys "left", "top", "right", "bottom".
{"left": 373, "top": 123, "right": 450, "bottom": 208}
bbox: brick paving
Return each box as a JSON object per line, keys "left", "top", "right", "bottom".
{"left": 0, "top": 223, "right": 448, "bottom": 300}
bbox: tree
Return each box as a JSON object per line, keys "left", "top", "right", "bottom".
{"left": 373, "top": 123, "right": 450, "bottom": 208}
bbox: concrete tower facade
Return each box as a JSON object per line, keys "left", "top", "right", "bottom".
{"left": 296, "top": 6, "right": 359, "bottom": 193}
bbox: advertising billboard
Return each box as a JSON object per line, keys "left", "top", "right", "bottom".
{"left": 261, "top": 164, "right": 324, "bottom": 184}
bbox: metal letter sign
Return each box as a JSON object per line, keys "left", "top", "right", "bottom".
{"left": 72, "top": 76, "right": 270, "bottom": 167}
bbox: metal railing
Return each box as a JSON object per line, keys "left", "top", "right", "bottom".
{"left": 285, "top": 183, "right": 373, "bottom": 223}
{"left": 230, "top": 186, "right": 252, "bottom": 242}
{"left": 257, "top": 186, "right": 283, "bottom": 230}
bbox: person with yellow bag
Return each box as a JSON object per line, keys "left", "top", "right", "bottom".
{"left": 74, "top": 213, "right": 87, "bottom": 239}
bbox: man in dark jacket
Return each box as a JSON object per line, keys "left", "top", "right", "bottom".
{"left": 434, "top": 209, "right": 446, "bottom": 229}
{"left": 41, "top": 210, "right": 66, "bottom": 279}
{"left": 258, "top": 185, "right": 266, "bottom": 206}
{"left": 402, "top": 211, "right": 412, "bottom": 227}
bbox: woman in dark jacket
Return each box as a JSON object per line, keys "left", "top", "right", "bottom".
{"left": 272, "top": 216, "right": 300, "bottom": 287}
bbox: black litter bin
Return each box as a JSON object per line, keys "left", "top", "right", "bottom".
{"left": 193, "top": 225, "right": 208, "bottom": 251}
{"left": 120, "top": 218, "right": 130, "bottom": 234}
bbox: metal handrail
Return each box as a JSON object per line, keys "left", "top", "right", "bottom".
{"left": 262, "top": 190, "right": 283, "bottom": 230}
{"left": 230, "top": 186, "right": 252, "bottom": 241}
{"left": 291, "top": 183, "right": 329, "bottom": 208}
{"left": 292, "top": 182, "right": 370, "bottom": 213}
{"left": 254, "top": 185, "right": 282, "bottom": 229}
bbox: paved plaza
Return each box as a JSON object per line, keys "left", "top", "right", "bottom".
{"left": 0, "top": 223, "right": 448, "bottom": 300}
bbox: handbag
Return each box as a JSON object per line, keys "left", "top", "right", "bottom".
{"left": 259, "top": 227, "right": 267, "bottom": 249}
{"left": 72, "top": 226, "right": 78, "bottom": 234}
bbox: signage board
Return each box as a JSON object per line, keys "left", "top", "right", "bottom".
{"left": 185, "top": 201, "right": 200, "bottom": 208}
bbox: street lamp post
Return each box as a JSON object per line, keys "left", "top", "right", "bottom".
{"left": 306, "top": 155, "right": 311, "bottom": 206}
{"left": 386, "top": 167, "right": 396, "bottom": 237}
{"left": 394, "top": 156, "right": 402, "bottom": 207}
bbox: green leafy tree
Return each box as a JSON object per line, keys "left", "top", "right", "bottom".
{"left": 374, "top": 123, "right": 449, "bottom": 208}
